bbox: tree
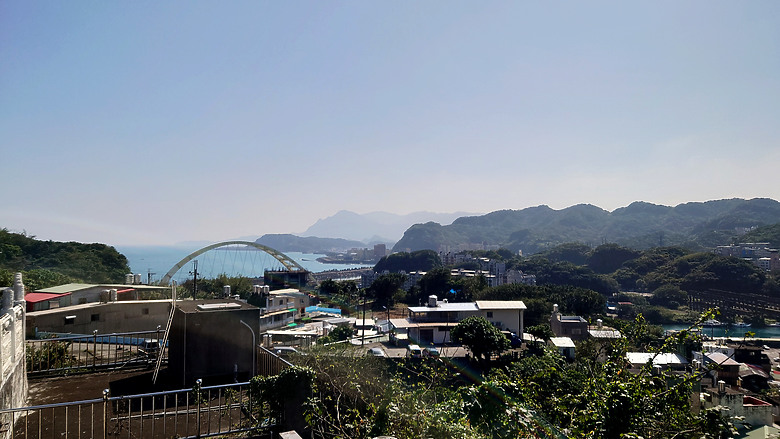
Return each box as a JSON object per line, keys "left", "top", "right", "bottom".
{"left": 587, "top": 243, "right": 641, "bottom": 274}
{"left": 367, "top": 273, "right": 406, "bottom": 309}
{"left": 450, "top": 316, "right": 510, "bottom": 363}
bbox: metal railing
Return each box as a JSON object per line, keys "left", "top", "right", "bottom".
{"left": 0, "top": 380, "right": 271, "bottom": 439}
{"left": 26, "top": 330, "right": 167, "bottom": 376}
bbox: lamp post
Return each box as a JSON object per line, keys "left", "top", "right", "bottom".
{"left": 240, "top": 320, "right": 256, "bottom": 378}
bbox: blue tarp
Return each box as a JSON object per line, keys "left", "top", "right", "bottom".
{"left": 305, "top": 305, "right": 341, "bottom": 315}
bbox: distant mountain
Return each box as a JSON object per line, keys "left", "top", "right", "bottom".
{"left": 392, "top": 198, "right": 780, "bottom": 255}
{"left": 256, "top": 234, "right": 367, "bottom": 253}
{"left": 302, "top": 210, "right": 479, "bottom": 242}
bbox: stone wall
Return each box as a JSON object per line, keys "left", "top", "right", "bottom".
{"left": 0, "top": 274, "right": 27, "bottom": 439}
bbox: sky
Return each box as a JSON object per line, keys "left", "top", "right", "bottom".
{"left": 2, "top": 2, "right": 779, "bottom": 246}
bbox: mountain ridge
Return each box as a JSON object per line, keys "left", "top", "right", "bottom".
{"left": 393, "top": 198, "right": 780, "bottom": 254}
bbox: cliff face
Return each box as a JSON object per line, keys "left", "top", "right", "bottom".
{"left": 392, "top": 198, "right": 780, "bottom": 254}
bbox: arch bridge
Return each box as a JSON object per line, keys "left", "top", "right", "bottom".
{"left": 160, "top": 240, "right": 307, "bottom": 286}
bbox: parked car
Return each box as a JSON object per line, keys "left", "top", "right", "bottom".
{"left": 406, "top": 344, "right": 423, "bottom": 358}
{"left": 367, "top": 347, "right": 387, "bottom": 357}
{"left": 273, "top": 346, "right": 298, "bottom": 356}
{"left": 423, "top": 346, "right": 440, "bottom": 358}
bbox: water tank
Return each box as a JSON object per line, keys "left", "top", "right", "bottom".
{"left": 126, "top": 274, "right": 134, "bottom": 284}
{"left": 109, "top": 289, "right": 117, "bottom": 302}
{"left": 262, "top": 285, "right": 270, "bottom": 295}
{"left": 134, "top": 273, "right": 142, "bottom": 285}
{"left": 100, "top": 289, "right": 110, "bottom": 303}
{"left": 223, "top": 285, "right": 231, "bottom": 298}
{"left": 428, "top": 295, "right": 438, "bottom": 307}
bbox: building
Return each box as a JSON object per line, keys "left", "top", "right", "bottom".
{"left": 168, "top": 299, "right": 260, "bottom": 387}
{"left": 30, "top": 283, "right": 167, "bottom": 308}
{"left": 702, "top": 382, "right": 773, "bottom": 429}
{"left": 26, "top": 299, "right": 172, "bottom": 337}
{"left": 259, "top": 288, "right": 312, "bottom": 332}
{"left": 549, "top": 337, "right": 576, "bottom": 360}
{"left": 626, "top": 352, "right": 689, "bottom": 371}
{"left": 390, "top": 295, "right": 525, "bottom": 345}
{"left": 373, "top": 244, "right": 387, "bottom": 260}
{"left": 264, "top": 270, "right": 310, "bottom": 290}
{"left": 550, "top": 304, "right": 589, "bottom": 341}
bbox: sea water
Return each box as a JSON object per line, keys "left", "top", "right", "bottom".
{"left": 117, "top": 245, "right": 373, "bottom": 284}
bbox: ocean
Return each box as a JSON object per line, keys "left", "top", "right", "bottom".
{"left": 117, "top": 245, "right": 373, "bottom": 285}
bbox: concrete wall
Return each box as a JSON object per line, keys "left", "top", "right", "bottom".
{"left": 26, "top": 300, "right": 172, "bottom": 336}
{"left": 0, "top": 276, "right": 28, "bottom": 439}
{"left": 168, "top": 303, "right": 260, "bottom": 388}
{"left": 483, "top": 309, "right": 523, "bottom": 335}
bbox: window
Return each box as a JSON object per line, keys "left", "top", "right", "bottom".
{"left": 64, "top": 315, "right": 76, "bottom": 325}
{"left": 486, "top": 311, "right": 493, "bottom": 318}
{"left": 91, "top": 314, "right": 100, "bottom": 322}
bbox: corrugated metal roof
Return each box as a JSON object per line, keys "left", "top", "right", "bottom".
{"left": 475, "top": 300, "right": 526, "bottom": 310}
{"left": 550, "top": 337, "right": 576, "bottom": 348}
{"left": 24, "top": 292, "right": 71, "bottom": 303}
{"left": 627, "top": 352, "right": 688, "bottom": 365}
{"left": 35, "top": 283, "right": 96, "bottom": 294}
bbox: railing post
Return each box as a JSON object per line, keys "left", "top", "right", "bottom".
{"left": 102, "top": 388, "right": 110, "bottom": 439}
{"left": 194, "top": 379, "right": 202, "bottom": 438}
{"left": 93, "top": 330, "right": 98, "bottom": 369}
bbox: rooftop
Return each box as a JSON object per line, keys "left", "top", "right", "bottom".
{"left": 475, "top": 300, "right": 526, "bottom": 310}
{"left": 408, "top": 303, "right": 478, "bottom": 313}
{"left": 627, "top": 352, "right": 688, "bottom": 366}
{"left": 36, "top": 283, "right": 167, "bottom": 294}
{"left": 550, "top": 337, "right": 576, "bottom": 348}
{"left": 175, "top": 299, "right": 257, "bottom": 313}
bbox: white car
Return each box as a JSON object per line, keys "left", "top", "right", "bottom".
{"left": 367, "top": 347, "right": 387, "bottom": 357}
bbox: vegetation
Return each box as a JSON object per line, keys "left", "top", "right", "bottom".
{"left": 392, "top": 198, "right": 780, "bottom": 254}
{"left": 258, "top": 314, "right": 735, "bottom": 439}
{"left": 450, "top": 316, "right": 510, "bottom": 363}
{"left": 373, "top": 249, "right": 442, "bottom": 273}
{"left": 0, "top": 229, "right": 131, "bottom": 288}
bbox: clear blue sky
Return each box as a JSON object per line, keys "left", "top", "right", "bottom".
{"left": 2, "top": 2, "right": 779, "bottom": 246}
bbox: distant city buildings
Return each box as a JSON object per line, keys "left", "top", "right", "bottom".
{"left": 714, "top": 242, "right": 780, "bottom": 272}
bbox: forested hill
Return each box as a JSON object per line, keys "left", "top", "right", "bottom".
{"left": 392, "top": 198, "right": 780, "bottom": 254}
{"left": 0, "top": 229, "right": 130, "bottom": 290}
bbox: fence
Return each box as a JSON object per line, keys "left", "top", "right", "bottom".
{"left": 0, "top": 380, "right": 273, "bottom": 439}
{"left": 26, "top": 330, "right": 166, "bottom": 376}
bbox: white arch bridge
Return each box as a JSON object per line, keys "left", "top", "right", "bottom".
{"left": 160, "top": 241, "right": 308, "bottom": 286}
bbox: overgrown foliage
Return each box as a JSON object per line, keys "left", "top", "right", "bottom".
{"left": 0, "top": 229, "right": 131, "bottom": 287}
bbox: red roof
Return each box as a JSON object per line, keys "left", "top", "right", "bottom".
{"left": 25, "top": 292, "right": 71, "bottom": 303}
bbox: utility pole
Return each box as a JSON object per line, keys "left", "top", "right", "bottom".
{"left": 361, "top": 290, "right": 366, "bottom": 347}
{"left": 190, "top": 260, "right": 199, "bottom": 298}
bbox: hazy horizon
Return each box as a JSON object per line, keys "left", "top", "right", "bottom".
{"left": 2, "top": 2, "right": 778, "bottom": 246}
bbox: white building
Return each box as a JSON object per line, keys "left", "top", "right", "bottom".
{"left": 390, "top": 295, "right": 525, "bottom": 345}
